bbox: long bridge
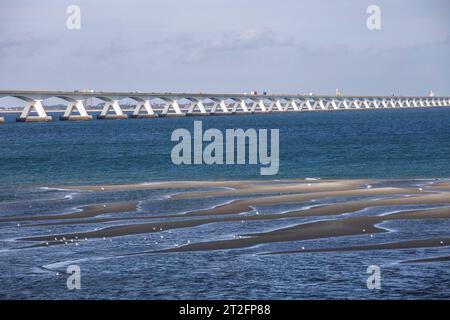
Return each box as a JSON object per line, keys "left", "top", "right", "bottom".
{"left": 0, "top": 90, "right": 449, "bottom": 123}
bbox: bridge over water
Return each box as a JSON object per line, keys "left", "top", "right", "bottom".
{"left": 0, "top": 90, "right": 449, "bottom": 123}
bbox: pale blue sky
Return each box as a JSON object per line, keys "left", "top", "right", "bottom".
{"left": 1, "top": 0, "right": 449, "bottom": 101}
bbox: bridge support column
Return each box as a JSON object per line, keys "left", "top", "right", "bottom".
{"left": 330, "top": 99, "right": 339, "bottom": 109}
{"left": 130, "top": 100, "right": 157, "bottom": 118}
{"left": 287, "top": 100, "right": 300, "bottom": 111}
{"left": 60, "top": 100, "right": 92, "bottom": 121}
{"left": 256, "top": 100, "right": 268, "bottom": 112}
{"left": 363, "top": 99, "right": 371, "bottom": 108}
{"left": 161, "top": 100, "right": 184, "bottom": 116}
{"left": 342, "top": 100, "right": 350, "bottom": 109}
{"left": 231, "top": 100, "right": 251, "bottom": 114}
{"left": 351, "top": 100, "right": 361, "bottom": 109}
{"left": 210, "top": 100, "right": 229, "bottom": 115}
{"left": 186, "top": 100, "right": 208, "bottom": 116}
{"left": 97, "top": 100, "right": 128, "bottom": 119}
{"left": 274, "top": 100, "right": 286, "bottom": 112}
{"left": 16, "top": 100, "right": 52, "bottom": 122}
{"left": 269, "top": 100, "right": 283, "bottom": 112}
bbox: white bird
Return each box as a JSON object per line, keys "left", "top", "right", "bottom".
{"left": 366, "top": 185, "right": 372, "bottom": 189}
{"left": 301, "top": 247, "right": 305, "bottom": 250}
{"left": 16, "top": 223, "right": 20, "bottom": 227}
{"left": 101, "top": 187, "right": 105, "bottom": 191}
{"left": 362, "top": 229, "right": 366, "bottom": 232}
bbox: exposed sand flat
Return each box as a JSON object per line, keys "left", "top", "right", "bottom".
{"left": 56, "top": 180, "right": 263, "bottom": 192}
{"left": 402, "top": 255, "right": 450, "bottom": 263}
{"left": 173, "top": 179, "right": 372, "bottom": 199}
{"left": 21, "top": 218, "right": 210, "bottom": 243}
{"left": 266, "top": 237, "right": 450, "bottom": 255}
{"left": 54, "top": 179, "right": 370, "bottom": 194}
{"left": 18, "top": 188, "right": 435, "bottom": 229}
{"left": 20, "top": 195, "right": 450, "bottom": 251}
{"left": 157, "top": 206, "right": 450, "bottom": 254}
{"left": 0, "top": 202, "right": 137, "bottom": 223}
{"left": 13, "top": 178, "right": 450, "bottom": 258}
{"left": 183, "top": 187, "right": 425, "bottom": 216}
{"left": 427, "top": 181, "right": 450, "bottom": 190}
{"left": 10, "top": 185, "right": 423, "bottom": 227}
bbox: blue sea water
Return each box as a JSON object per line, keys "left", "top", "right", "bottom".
{"left": 1, "top": 108, "right": 450, "bottom": 299}
{"left": 1, "top": 107, "right": 450, "bottom": 187}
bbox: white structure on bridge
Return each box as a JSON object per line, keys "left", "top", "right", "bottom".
{"left": 0, "top": 90, "right": 449, "bottom": 123}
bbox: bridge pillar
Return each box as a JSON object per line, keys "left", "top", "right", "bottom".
{"left": 186, "top": 100, "right": 208, "bottom": 116}
{"left": 16, "top": 99, "right": 52, "bottom": 122}
{"left": 60, "top": 100, "right": 92, "bottom": 121}
{"left": 231, "top": 100, "right": 251, "bottom": 113}
{"left": 342, "top": 100, "right": 350, "bottom": 109}
{"left": 287, "top": 100, "right": 300, "bottom": 111}
{"left": 330, "top": 99, "right": 339, "bottom": 109}
{"left": 271, "top": 100, "right": 284, "bottom": 112}
{"left": 256, "top": 100, "right": 268, "bottom": 112}
{"left": 210, "top": 100, "right": 229, "bottom": 115}
{"left": 161, "top": 100, "right": 184, "bottom": 116}
{"left": 97, "top": 100, "right": 128, "bottom": 119}
{"left": 130, "top": 100, "right": 157, "bottom": 118}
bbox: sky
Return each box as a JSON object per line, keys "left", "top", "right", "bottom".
{"left": 0, "top": 0, "right": 449, "bottom": 106}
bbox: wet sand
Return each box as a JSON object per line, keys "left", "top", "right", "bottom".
{"left": 0, "top": 202, "right": 137, "bottom": 223}
{"left": 11, "top": 179, "right": 450, "bottom": 260}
